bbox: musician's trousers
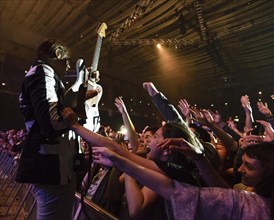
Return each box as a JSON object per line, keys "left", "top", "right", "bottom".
{"left": 31, "top": 177, "right": 76, "bottom": 220}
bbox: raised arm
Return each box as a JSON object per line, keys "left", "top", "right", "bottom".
{"left": 178, "top": 99, "right": 192, "bottom": 125}
{"left": 208, "top": 109, "right": 242, "bottom": 142}
{"left": 114, "top": 97, "right": 140, "bottom": 152}
{"left": 192, "top": 109, "right": 238, "bottom": 152}
{"left": 143, "top": 82, "right": 184, "bottom": 124}
{"left": 240, "top": 95, "right": 254, "bottom": 131}
{"left": 257, "top": 101, "right": 274, "bottom": 128}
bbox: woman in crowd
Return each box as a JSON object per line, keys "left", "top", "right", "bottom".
{"left": 91, "top": 140, "right": 273, "bottom": 220}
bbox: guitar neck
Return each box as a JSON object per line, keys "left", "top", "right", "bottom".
{"left": 91, "top": 35, "right": 103, "bottom": 72}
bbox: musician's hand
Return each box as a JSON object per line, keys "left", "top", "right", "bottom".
{"left": 62, "top": 107, "right": 79, "bottom": 129}
{"left": 91, "top": 70, "right": 100, "bottom": 83}
{"left": 91, "top": 70, "right": 99, "bottom": 78}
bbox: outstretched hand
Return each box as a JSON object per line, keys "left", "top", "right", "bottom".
{"left": 92, "top": 147, "right": 116, "bottom": 167}
{"left": 157, "top": 138, "right": 204, "bottom": 159}
{"left": 190, "top": 108, "right": 212, "bottom": 126}
{"left": 61, "top": 107, "right": 79, "bottom": 129}
{"left": 178, "top": 99, "right": 191, "bottom": 119}
{"left": 143, "top": 82, "right": 159, "bottom": 96}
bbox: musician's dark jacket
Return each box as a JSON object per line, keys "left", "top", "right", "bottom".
{"left": 16, "top": 60, "right": 76, "bottom": 185}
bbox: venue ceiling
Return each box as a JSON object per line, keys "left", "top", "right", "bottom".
{"left": 0, "top": 0, "right": 273, "bottom": 128}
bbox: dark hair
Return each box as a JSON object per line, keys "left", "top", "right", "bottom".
{"left": 189, "top": 123, "right": 211, "bottom": 143}
{"left": 143, "top": 125, "right": 160, "bottom": 135}
{"left": 36, "top": 39, "right": 70, "bottom": 61}
{"left": 162, "top": 123, "right": 189, "bottom": 140}
{"left": 244, "top": 141, "right": 274, "bottom": 196}
{"left": 244, "top": 141, "right": 274, "bottom": 218}
{"left": 162, "top": 122, "right": 202, "bottom": 147}
{"left": 162, "top": 122, "right": 202, "bottom": 166}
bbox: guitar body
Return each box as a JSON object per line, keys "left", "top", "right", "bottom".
{"left": 63, "top": 59, "right": 88, "bottom": 119}
{"left": 84, "top": 81, "right": 103, "bottom": 132}
{"left": 64, "top": 23, "right": 107, "bottom": 132}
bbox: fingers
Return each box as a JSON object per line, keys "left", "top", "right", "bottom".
{"left": 178, "top": 99, "right": 189, "bottom": 107}
{"left": 114, "top": 97, "right": 124, "bottom": 108}
{"left": 114, "top": 96, "right": 123, "bottom": 103}
{"left": 156, "top": 138, "right": 185, "bottom": 150}
{"left": 256, "top": 120, "right": 269, "bottom": 128}
{"left": 143, "top": 82, "right": 150, "bottom": 90}
{"left": 240, "top": 135, "right": 263, "bottom": 147}
{"left": 61, "top": 107, "right": 76, "bottom": 119}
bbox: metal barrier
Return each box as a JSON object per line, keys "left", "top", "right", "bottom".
{"left": 0, "top": 151, "right": 119, "bottom": 220}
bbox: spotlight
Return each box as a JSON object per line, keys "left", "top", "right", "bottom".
{"left": 156, "top": 43, "right": 161, "bottom": 48}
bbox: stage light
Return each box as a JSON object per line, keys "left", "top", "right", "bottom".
{"left": 156, "top": 43, "right": 161, "bottom": 48}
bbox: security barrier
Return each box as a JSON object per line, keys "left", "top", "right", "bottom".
{"left": 0, "top": 151, "right": 119, "bottom": 220}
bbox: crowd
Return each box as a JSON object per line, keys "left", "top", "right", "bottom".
{"left": 62, "top": 82, "right": 274, "bottom": 220}
{"left": 1, "top": 82, "right": 274, "bottom": 219}
{"left": 0, "top": 128, "right": 26, "bottom": 160}
{"left": 1, "top": 38, "right": 273, "bottom": 220}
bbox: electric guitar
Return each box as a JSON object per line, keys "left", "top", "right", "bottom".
{"left": 64, "top": 22, "right": 107, "bottom": 132}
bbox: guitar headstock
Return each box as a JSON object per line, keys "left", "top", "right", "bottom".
{"left": 97, "top": 22, "right": 107, "bottom": 38}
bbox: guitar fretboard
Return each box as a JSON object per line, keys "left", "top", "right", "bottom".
{"left": 91, "top": 36, "right": 103, "bottom": 72}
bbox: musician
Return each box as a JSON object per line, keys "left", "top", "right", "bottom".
{"left": 16, "top": 39, "right": 77, "bottom": 220}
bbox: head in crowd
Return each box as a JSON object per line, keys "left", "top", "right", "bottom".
{"left": 239, "top": 141, "right": 274, "bottom": 198}
{"left": 147, "top": 122, "right": 200, "bottom": 164}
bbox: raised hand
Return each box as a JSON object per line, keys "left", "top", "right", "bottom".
{"left": 190, "top": 108, "right": 210, "bottom": 125}
{"left": 92, "top": 147, "right": 116, "bottom": 167}
{"left": 227, "top": 117, "right": 243, "bottom": 136}
{"left": 209, "top": 110, "right": 223, "bottom": 125}
{"left": 256, "top": 120, "right": 274, "bottom": 142}
{"left": 257, "top": 102, "right": 273, "bottom": 117}
{"left": 157, "top": 138, "right": 204, "bottom": 157}
{"left": 114, "top": 96, "right": 127, "bottom": 114}
{"left": 178, "top": 99, "right": 191, "bottom": 119}
{"left": 240, "top": 95, "right": 252, "bottom": 113}
{"left": 143, "top": 82, "right": 159, "bottom": 96}
{"left": 238, "top": 135, "right": 263, "bottom": 149}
